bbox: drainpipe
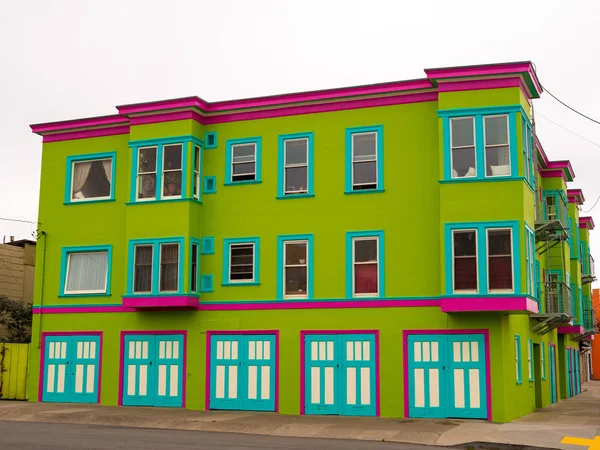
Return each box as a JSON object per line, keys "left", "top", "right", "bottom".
{"left": 36, "top": 230, "right": 46, "bottom": 349}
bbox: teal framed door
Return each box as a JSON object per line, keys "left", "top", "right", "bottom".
{"left": 122, "top": 334, "right": 184, "bottom": 407}
{"left": 407, "top": 335, "right": 446, "bottom": 418}
{"left": 304, "top": 334, "right": 376, "bottom": 417}
{"left": 549, "top": 345, "right": 557, "bottom": 403}
{"left": 42, "top": 335, "right": 101, "bottom": 403}
{"left": 575, "top": 350, "right": 581, "bottom": 395}
{"left": 209, "top": 334, "right": 276, "bottom": 411}
{"left": 566, "top": 350, "right": 572, "bottom": 398}
{"left": 407, "top": 333, "right": 487, "bottom": 419}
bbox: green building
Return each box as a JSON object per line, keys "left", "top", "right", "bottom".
{"left": 28, "top": 61, "right": 596, "bottom": 421}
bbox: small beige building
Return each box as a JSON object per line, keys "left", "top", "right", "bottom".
{"left": 0, "top": 238, "right": 36, "bottom": 339}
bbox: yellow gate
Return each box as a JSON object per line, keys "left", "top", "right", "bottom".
{"left": 0, "top": 343, "right": 30, "bottom": 400}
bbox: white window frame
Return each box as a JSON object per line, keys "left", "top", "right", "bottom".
{"left": 526, "top": 229, "right": 535, "bottom": 296}
{"left": 351, "top": 236, "right": 379, "bottom": 297}
{"left": 541, "top": 343, "right": 546, "bottom": 380}
{"left": 193, "top": 145, "right": 201, "bottom": 200}
{"left": 483, "top": 114, "right": 510, "bottom": 178}
{"left": 70, "top": 158, "right": 113, "bottom": 202}
{"left": 449, "top": 117, "right": 477, "bottom": 179}
{"left": 136, "top": 146, "right": 158, "bottom": 201}
{"left": 231, "top": 143, "right": 257, "bottom": 182}
{"left": 351, "top": 131, "right": 378, "bottom": 190}
{"left": 486, "top": 228, "right": 514, "bottom": 293}
{"left": 522, "top": 119, "right": 530, "bottom": 183}
{"left": 527, "top": 339, "right": 533, "bottom": 381}
{"left": 64, "top": 251, "right": 109, "bottom": 295}
{"left": 133, "top": 244, "right": 153, "bottom": 294}
{"left": 452, "top": 229, "right": 479, "bottom": 294}
{"left": 228, "top": 242, "right": 255, "bottom": 283}
{"left": 158, "top": 242, "right": 179, "bottom": 293}
{"left": 161, "top": 143, "right": 183, "bottom": 200}
{"left": 191, "top": 242, "right": 199, "bottom": 292}
{"left": 283, "top": 240, "right": 309, "bottom": 299}
{"left": 283, "top": 138, "right": 309, "bottom": 195}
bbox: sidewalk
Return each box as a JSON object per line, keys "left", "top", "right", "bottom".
{"left": 0, "top": 382, "right": 598, "bottom": 449}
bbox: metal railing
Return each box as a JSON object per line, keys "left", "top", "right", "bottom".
{"left": 583, "top": 254, "right": 595, "bottom": 277}
{"left": 583, "top": 308, "right": 598, "bottom": 333}
{"left": 543, "top": 281, "right": 573, "bottom": 316}
{"left": 536, "top": 191, "right": 569, "bottom": 229}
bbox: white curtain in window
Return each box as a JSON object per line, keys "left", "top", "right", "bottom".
{"left": 66, "top": 252, "right": 108, "bottom": 292}
{"left": 101, "top": 159, "right": 112, "bottom": 183}
{"left": 72, "top": 161, "right": 93, "bottom": 197}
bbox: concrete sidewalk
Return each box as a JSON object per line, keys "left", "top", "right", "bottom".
{"left": 0, "top": 382, "right": 598, "bottom": 449}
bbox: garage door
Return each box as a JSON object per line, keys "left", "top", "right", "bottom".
{"left": 42, "top": 334, "right": 101, "bottom": 403}
{"left": 209, "top": 334, "right": 276, "bottom": 411}
{"left": 407, "top": 333, "right": 487, "bottom": 419}
{"left": 304, "top": 333, "right": 376, "bottom": 416}
{"left": 122, "top": 334, "right": 184, "bottom": 407}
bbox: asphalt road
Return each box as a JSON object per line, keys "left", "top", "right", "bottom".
{"left": 0, "top": 421, "right": 445, "bottom": 450}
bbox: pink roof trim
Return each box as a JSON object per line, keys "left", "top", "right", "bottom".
{"left": 580, "top": 216, "right": 595, "bottom": 230}
{"left": 547, "top": 160, "right": 575, "bottom": 180}
{"left": 30, "top": 115, "right": 128, "bottom": 133}
{"left": 567, "top": 189, "right": 585, "bottom": 205}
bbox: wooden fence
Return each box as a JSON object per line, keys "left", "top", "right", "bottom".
{"left": 0, "top": 343, "right": 30, "bottom": 400}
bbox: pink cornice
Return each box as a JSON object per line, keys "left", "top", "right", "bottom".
{"left": 547, "top": 160, "right": 575, "bottom": 181}
{"left": 41, "top": 125, "right": 130, "bottom": 143}
{"left": 122, "top": 295, "right": 198, "bottom": 308}
{"left": 557, "top": 325, "right": 585, "bottom": 335}
{"left": 30, "top": 114, "right": 128, "bottom": 133}
{"left": 440, "top": 296, "right": 538, "bottom": 314}
{"left": 567, "top": 189, "right": 585, "bottom": 205}
{"left": 580, "top": 216, "right": 595, "bottom": 230}
{"left": 540, "top": 169, "right": 568, "bottom": 183}
{"left": 437, "top": 77, "right": 522, "bottom": 93}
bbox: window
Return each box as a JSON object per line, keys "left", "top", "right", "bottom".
{"left": 193, "top": 145, "right": 201, "bottom": 200}
{"left": 162, "top": 144, "right": 183, "bottom": 198}
{"left": 278, "top": 133, "right": 314, "bottom": 198}
{"left": 541, "top": 342, "right": 546, "bottom": 380}
{"left": 515, "top": 335, "right": 522, "bottom": 384}
{"left": 137, "top": 146, "right": 158, "bottom": 200}
{"left": 450, "top": 117, "right": 476, "bottom": 178}
{"left": 65, "top": 153, "right": 115, "bottom": 203}
{"left": 527, "top": 339, "right": 534, "bottom": 381}
{"left": 128, "top": 238, "right": 184, "bottom": 295}
{"left": 222, "top": 238, "right": 260, "bottom": 285}
{"left": 345, "top": 126, "right": 383, "bottom": 193}
{"left": 346, "top": 231, "right": 384, "bottom": 298}
{"left": 525, "top": 227, "right": 535, "bottom": 297}
{"left": 484, "top": 115, "right": 510, "bottom": 177}
{"left": 191, "top": 242, "right": 199, "bottom": 292}
{"left": 61, "top": 246, "right": 111, "bottom": 295}
{"left": 225, "top": 138, "right": 262, "bottom": 185}
{"left": 453, "top": 230, "right": 478, "bottom": 292}
{"left": 487, "top": 229, "right": 513, "bottom": 292}
{"left": 522, "top": 118, "right": 534, "bottom": 186}
{"left": 277, "top": 234, "right": 314, "bottom": 299}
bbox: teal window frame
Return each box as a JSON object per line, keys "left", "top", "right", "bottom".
{"left": 535, "top": 259, "right": 541, "bottom": 300}
{"left": 59, "top": 245, "right": 112, "bottom": 297}
{"left": 515, "top": 335, "right": 522, "bottom": 384}
{"left": 126, "top": 237, "right": 185, "bottom": 295}
{"left": 129, "top": 135, "right": 203, "bottom": 203}
{"left": 345, "top": 230, "right": 385, "bottom": 298}
{"left": 201, "top": 237, "right": 215, "bottom": 255}
{"left": 444, "top": 221, "right": 521, "bottom": 296}
{"left": 192, "top": 143, "right": 203, "bottom": 202}
{"left": 525, "top": 224, "right": 535, "bottom": 297}
{"left": 225, "top": 137, "right": 262, "bottom": 185}
{"left": 277, "top": 132, "right": 315, "bottom": 199}
{"left": 204, "top": 132, "right": 218, "bottom": 149}
{"left": 190, "top": 238, "right": 200, "bottom": 294}
{"left": 64, "top": 152, "right": 117, "bottom": 204}
{"left": 541, "top": 342, "right": 546, "bottom": 380}
{"left": 568, "top": 218, "right": 575, "bottom": 258}
{"left": 522, "top": 117, "right": 534, "bottom": 188}
{"left": 203, "top": 176, "right": 217, "bottom": 194}
{"left": 344, "top": 125, "right": 384, "bottom": 194}
{"left": 276, "top": 234, "right": 314, "bottom": 300}
{"left": 574, "top": 223, "right": 581, "bottom": 260}
{"left": 222, "top": 237, "right": 261, "bottom": 286}
{"left": 528, "top": 339, "right": 534, "bottom": 382}
{"left": 439, "top": 105, "right": 523, "bottom": 183}
{"left": 581, "top": 241, "right": 590, "bottom": 274}
{"left": 200, "top": 274, "right": 214, "bottom": 293}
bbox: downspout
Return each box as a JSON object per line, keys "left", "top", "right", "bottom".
{"left": 36, "top": 230, "right": 46, "bottom": 349}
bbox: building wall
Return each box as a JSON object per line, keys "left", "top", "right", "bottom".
{"left": 592, "top": 289, "right": 600, "bottom": 380}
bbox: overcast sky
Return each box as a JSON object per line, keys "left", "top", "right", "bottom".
{"left": 1, "top": 0, "right": 599, "bottom": 285}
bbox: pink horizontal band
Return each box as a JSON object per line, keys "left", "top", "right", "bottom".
{"left": 440, "top": 296, "right": 538, "bottom": 313}
{"left": 437, "top": 77, "right": 522, "bottom": 94}
{"left": 567, "top": 189, "right": 585, "bottom": 205}
{"left": 41, "top": 125, "right": 130, "bottom": 143}
{"left": 122, "top": 295, "right": 199, "bottom": 308}
{"left": 557, "top": 325, "right": 584, "bottom": 334}
{"left": 547, "top": 160, "right": 575, "bottom": 180}
{"left": 579, "top": 216, "right": 595, "bottom": 230}
{"left": 31, "top": 115, "right": 128, "bottom": 133}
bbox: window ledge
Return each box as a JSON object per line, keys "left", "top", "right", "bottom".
{"left": 344, "top": 189, "right": 385, "bottom": 195}
{"left": 125, "top": 198, "right": 200, "bottom": 205}
{"left": 439, "top": 176, "right": 525, "bottom": 184}
{"left": 124, "top": 292, "right": 191, "bottom": 297}
{"left": 516, "top": 381, "right": 523, "bottom": 385}
{"left": 58, "top": 293, "right": 111, "bottom": 298}
{"left": 64, "top": 199, "right": 115, "bottom": 206}
{"left": 221, "top": 282, "right": 261, "bottom": 287}
{"left": 276, "top": 194, "right": 315, "bottom": 200}
{"left": 224, "top": 180, "right": 262, "bottom": 186}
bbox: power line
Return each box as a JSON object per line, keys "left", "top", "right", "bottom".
{"left": 536, "top": 113, "right": 600, "bottom": 148}
{"left": 582, "top": 195, "right": 600, "bottom": 213}
{"left": 542, "top": 86, "right": 600, "bottom": 125}
{"left": 0, "top": 217, "right": 37, "bottom": 224}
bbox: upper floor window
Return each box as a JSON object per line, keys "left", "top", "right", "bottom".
{"left": 193, "top": 145, "right": 201, "bottom": 200}
{"left": 277, "top": 234, "right": 314, "bottom": 299}
{"left": 487, "top": 229, "right": 513, "bottom": 292}
{"left": 225, "top": 138, "right": 262, "bottom": 185}
{"left": 345, "top": 126, "right": 384, "bottom": 194}
{"left": 441, "top": 106, "right": 522, "bottom": 182}
{"left": 452, "top": 230, "right": 478, "bottom": 292}
{"left": 65, "top": 153, "right": 116, "bottom": 204}
{"left": 127, "top": 238, "right": 184, "bottom": 295}
{"left": 60, "top": 245, "right": 112, "bottom": 296}
{"left": 346, "top": 231, "right": 384, "bottom": 298}
{"left": 222, "top": 237, "right": 260, "bottom": 285}
{"left": 191, "top": 240, "right": 199, "bottom": 293}
{"left": 278, "top": 133, "right": 314, "bottom": 198}
{"left": 522, "top": 118, "right": 534, "bottom": 187}
{"left": 162, "top": 144, "right": 183, "bottom": 198}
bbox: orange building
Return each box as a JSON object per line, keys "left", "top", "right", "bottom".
{"left": 592, "top": 289, "right": 600, "bottom": 380}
